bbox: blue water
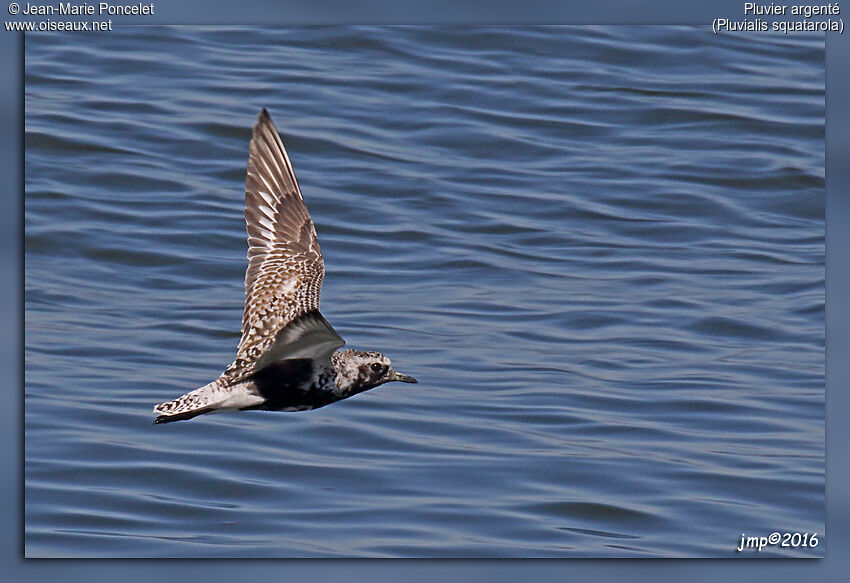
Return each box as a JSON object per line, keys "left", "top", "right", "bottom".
{"left": 24, "top": 26, "right": 824, "bottom": 557}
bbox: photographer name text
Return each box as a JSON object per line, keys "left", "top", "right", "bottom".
{"left": 19, "top": 2, "right": 153, "bottom": 15}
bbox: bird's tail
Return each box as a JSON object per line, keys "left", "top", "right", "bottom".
{"left": 153, "top": 378, "right": 260, "bottom": 424}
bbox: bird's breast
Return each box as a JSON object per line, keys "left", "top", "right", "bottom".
{"left": 248, "top": 358, "right": 342, "bottom": 411}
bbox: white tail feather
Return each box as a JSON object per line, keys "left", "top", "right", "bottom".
{"left": 153, "top": 379, "right": 264, "bottom": 423}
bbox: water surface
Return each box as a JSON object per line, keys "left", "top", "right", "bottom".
{"left": 25, "top": 26, "right": 824, "bottom": 557}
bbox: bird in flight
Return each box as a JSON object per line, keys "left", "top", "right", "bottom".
{"left": 153, "top": 109, "right": 416, "bottom": 424}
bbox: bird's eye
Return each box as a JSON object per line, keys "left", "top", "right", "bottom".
{"left": 371, "top": 363, "right": 383, "bottom": 373}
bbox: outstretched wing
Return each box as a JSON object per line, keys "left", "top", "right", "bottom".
{"left": 231, "top": 109, "right": 340, "bottom": 373}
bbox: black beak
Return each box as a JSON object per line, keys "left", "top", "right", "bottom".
{"left": 389, "top": 371, "right": 418, "bottom": 383}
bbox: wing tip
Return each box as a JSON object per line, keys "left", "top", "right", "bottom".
{"left": 252, "top": 108, "right": 278, "bottom": 146}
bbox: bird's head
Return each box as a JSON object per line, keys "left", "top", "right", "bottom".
{"left": 332, "top": 349, "right": 418, "bottom": 395}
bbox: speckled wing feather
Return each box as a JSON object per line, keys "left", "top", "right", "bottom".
{"left": 224, "top": 109, "right": 339, "bottom": 380}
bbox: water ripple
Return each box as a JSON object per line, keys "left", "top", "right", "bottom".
{"left": 25, "top": 26, "right": 823, "bottom": 557}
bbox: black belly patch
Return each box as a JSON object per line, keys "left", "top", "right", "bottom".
{"left": 247, "top": 359, "right": 338, "bottom": 411}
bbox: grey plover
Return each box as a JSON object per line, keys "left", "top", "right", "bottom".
{"left": 153, "top": 109, "right": 416, "bottom": 424}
